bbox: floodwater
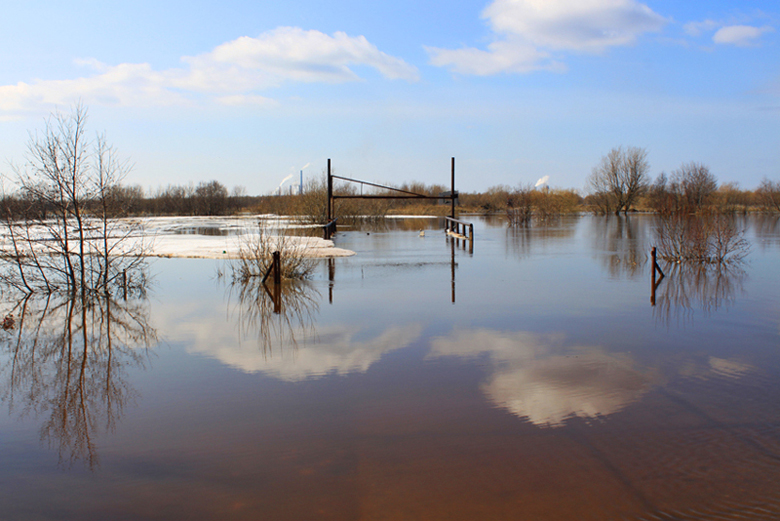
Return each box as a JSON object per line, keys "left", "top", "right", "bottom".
{"left": 1, "top": 214, "right": 780, "bottom": 520}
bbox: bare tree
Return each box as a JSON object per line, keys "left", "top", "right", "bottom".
{"left": 757, "top": 178, "right": 780, "bottom": 212}
{"left": 587, "top": 146, "right": 650, "bottom": 215}
{"left": 670, "top": 162, "right": 718, "bottom": 212}
{"left": 2, "top": 103, "right": 146, "bottom": 296}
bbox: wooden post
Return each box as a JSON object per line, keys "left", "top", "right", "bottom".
{"left": 652, "top": 247, "right": 665, "bottom": 279}
{"left": 122, "top": 269, "right": 127, "bottom": 301}
{"left": 273, "top": 251, "right": 281, "bottom": 286}
{"left": 272, "top": 282, "right": 281, "bottom": 314}
{"left": 651, "top": 247, "right": 664, "bottom": 306}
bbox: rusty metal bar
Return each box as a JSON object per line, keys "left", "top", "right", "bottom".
{"left": 332, "top": 194, "right": 447, "bottom": 200}
{"left": 331, "top": 175, "right": 432, "bottom": 197}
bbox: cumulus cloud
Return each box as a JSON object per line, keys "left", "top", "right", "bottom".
{"left": 683, "top": 18, "right": 774, "bottom": 47}
{"left": 713, "top": 25, "right": 775, "bottom": 47}
{"left": 428, "top": 0, "right": 667, "bottom": 75}
{"left": 0, "top": 27, "right": 418, "bottom": 113}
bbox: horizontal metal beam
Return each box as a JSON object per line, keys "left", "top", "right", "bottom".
{"left": 332, "top": 194, "right": 454, "bottom": 200}
{"left": 331, "top": 175, "right": 433, "bottom": 198}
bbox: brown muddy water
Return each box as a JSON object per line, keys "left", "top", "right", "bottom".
{"left": 1, "top": 214, "right": 780, "bottom": 520}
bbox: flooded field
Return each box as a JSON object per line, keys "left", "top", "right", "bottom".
{"left": 2, "top": 214, "right": 780, "bottom": 520}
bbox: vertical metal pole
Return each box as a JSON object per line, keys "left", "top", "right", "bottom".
{"left": 327, "top": 158, "right": 332, "bottom": 222}
{"left": 451, "top": 157, "right": 456, "bottom": 220}
{"left": 300, "top": 170, "right": 303, "bottom": 196}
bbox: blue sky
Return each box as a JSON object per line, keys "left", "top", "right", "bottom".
{"left": 1, "top": 0, "right": 778, "bottom": 195}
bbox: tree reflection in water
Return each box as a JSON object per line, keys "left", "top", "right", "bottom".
{"left": 227, "top": 277, "right": 320, "bottom": 356}
{"left": 505, "top": 215, "right": 578, "bottom": 259}
{"left": 591, "top": 215, "right": 649, "bottom": 279}
{"left": 0, "top": 292, "right": 156, "bottom": 469}
{"left": 652, "top": 263, "right": 746, "bottom": 326}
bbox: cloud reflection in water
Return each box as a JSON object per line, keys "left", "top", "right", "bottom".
{"left": 192, "top": 323, "right": 423, "bottom": 381}
{"left": 429, "top": 330, "right": 656, "bottom": 427}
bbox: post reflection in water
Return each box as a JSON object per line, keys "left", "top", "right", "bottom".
{"left": 227, "top": 277, "right": 320, "bottom": 356}
{"left": 0, "top": 293, "right": 156, "bottom": 469}
{"left": 651, "top": 263, "right": 746, "bottom": 326}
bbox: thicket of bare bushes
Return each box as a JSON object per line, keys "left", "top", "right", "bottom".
{"left": 655, "top": 214, "right": 750, "bottom": 265}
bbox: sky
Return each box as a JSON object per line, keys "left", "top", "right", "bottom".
{"left": 0, "top": 0, "right": 778, "bottom": 195}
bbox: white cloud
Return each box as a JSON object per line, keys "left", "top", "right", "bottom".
{"left": 428, "top": 0, "right": 667, "bottom": 75}
{"left": 683, "top": 19, "right": 720, "bottom": 37}
{"left": 713, "top": 25, "right": 774, "bottom": 47}
{"left": 0, "top": 27, "right": 418, "bottom": 113}
{"left": 427, "top": 39, "right": 565, "bottom": 75}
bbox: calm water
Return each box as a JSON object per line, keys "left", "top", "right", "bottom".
{"left": 2, "top": 214, "right": 780, "bottom": 520}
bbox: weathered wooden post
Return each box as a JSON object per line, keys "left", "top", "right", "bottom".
{"left": 272, "top": 251, "right": 281, "bottom": 286}
{"left": 272, "top": 281, "right": 281, "bottom": 314}
{"left": 651, "top": 247, "right": 664, "bottom": 306}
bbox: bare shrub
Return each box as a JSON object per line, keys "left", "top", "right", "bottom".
{"left": 507, "top": 185, "right": 533, "bottom": 226}
{"left": 655, "top": 214, "right": 749, "bottom": 265}
{"left": 2, "top": 104, "right": 148, "bottom": 296}
{"left": 231, "top": 219, "right": 318, "bottom": 283}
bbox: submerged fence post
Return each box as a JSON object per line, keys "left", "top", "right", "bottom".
{"left": 651, "top": 247, "right": 664, "bottom": 306}
{"left": 272, "top": 251, "right": 281, "bottom": 286}
{"left": 651, "top": 247, "right": 665, "bottom": 279}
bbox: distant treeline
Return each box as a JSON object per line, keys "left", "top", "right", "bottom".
{"left": 2, "top": 173, "right": 779, "bottom": 223}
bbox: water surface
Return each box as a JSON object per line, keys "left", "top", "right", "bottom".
{"left": 1, "top": 214, "right": 780, "bottom": 520}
